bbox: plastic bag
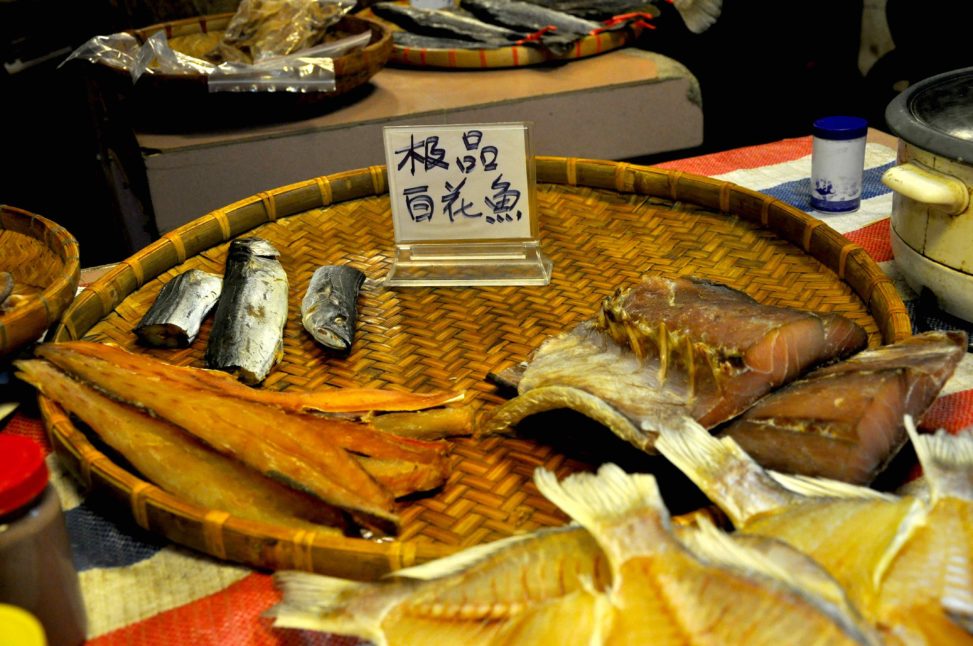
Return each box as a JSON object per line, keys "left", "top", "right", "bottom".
{"left": 218, "top": 0, "right": 357, "bottom": 63}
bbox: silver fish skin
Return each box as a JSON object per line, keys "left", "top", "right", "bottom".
{"left": 204, "top": 238, "right": 288, "bottom": 385}
{"left": 371, "top": 2, "right": 526, "bottom": 45}
{"left": 135, "top": 269, "right": 222, "bottom": 348}
{"left": 301, "top": 265, "right": 365, "bottom": 352}
{"left": 460, "top": 0, "right": 601, "bottom": 37}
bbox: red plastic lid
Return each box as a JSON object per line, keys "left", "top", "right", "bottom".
{"left": 0, "top": 435, "right": 49, "bottom": 515}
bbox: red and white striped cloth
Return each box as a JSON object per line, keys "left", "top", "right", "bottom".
{"left": 3, "top": 135, "right": 971, "bottom": 645}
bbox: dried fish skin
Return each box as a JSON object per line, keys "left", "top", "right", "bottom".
{"left": 135, "top": 269, "right": 222, "bottom": 348}
{"left": 596, "top": 275, "right": 868, "bottom": 427}
{"left": 15, "top": 358, "right": 347, "bottom": 533}
{"left": 720, "top": 330, "right": 968, "bottom": 484}
{"left": 301, "top": 265, "right": 365, "bottom": 352}
{"left": 205, "top": 237, "right": 288, "bottom": 385}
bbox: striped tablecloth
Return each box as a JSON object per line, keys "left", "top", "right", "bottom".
{"left": 4, "top": 134, "right": 972, "bottom": 645}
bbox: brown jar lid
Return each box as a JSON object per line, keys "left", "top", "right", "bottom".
{"left": 0, "top": 436, "right": 48, "bottom": 515}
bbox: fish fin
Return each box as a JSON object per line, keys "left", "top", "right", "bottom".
{"left": 905, "top": 415, "right": 973, "bottom": 502}
{"left": 534, "top": 464, "right": 669, "bottom": 567}
{"left": 768, "top": 471, "right": 897, "bottom": 501}
{"left": 686, "top": 517, "right": 850, "bottom": 608}
{"left": 871, "top": 498, "right": 929, "bottom": 592}
{"left": 684, "top": 518, "right": 880, "bottom": 644}
{"left": 671, "top": 0, "right": 722, "bottom": 33}
{"left": 655, "top": 417, "right": 795, "bottom": 526}
{"left": 388, "top": 532, "right": 544, "bottom": 581}
{"left": 270, "top": 571, "right": 391, "bottom": 646}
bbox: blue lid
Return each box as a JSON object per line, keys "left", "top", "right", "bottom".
{"left": 812, "top": 116, "right": 868, "bottom": 140}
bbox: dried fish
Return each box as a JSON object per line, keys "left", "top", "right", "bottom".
{"left": 371, "top": 2, "right": 526, "bottom": 46}
{"left": 272, "top": 464, "right": 879, "bottom": 644}
{"left": 135, "top": 269, "right": 222, "bottom": 347}
{"left": 15, "top": 358, "right": 347, "bottom": 532}
{"left": 205, "top": 237, "right": 288, "bottom": 384}
{"left": 720, "top": 330, "right": 968, "bottom": 484}
{"left": 35, "top": 341, "right": 402, "bottom": 533}
{"left": 654, "top": 412, "right": 973, "bottom": 644}
{"left": 460, "top": 0, "right": 600, "bottom": 37}
{"left": 301, "top": 265, "right": 365, "bottom": 352}
{"left": 485, "top": 275, "right": 868, "bottom": 451}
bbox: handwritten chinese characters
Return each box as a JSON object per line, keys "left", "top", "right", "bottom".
{"left": 384, "top": 124, "right": 534, "bottom": 243}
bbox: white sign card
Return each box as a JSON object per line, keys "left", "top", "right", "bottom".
{"left": 382, "top": 122, "right": 552, "bottom": 286}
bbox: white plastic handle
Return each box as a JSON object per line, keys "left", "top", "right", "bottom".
{"left": 881, "top": 162, "right": 970, "bottom": 215}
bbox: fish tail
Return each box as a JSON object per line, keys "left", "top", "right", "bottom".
{"left": 655, "top": 417, "right": 796, "bottom": 526}
{"left": 905, "top": 415, "right": 973, "bottom": 502}
{"left": 270, "top": 571, "right": 390, "bottom": 645}
{"left": 670, "top": 0, "right": 722, "bottom": 33}
{"left": 534, "top": 463, "right": 671, "bottom": 564}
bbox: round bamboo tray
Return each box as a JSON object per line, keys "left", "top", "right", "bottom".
{"left": 0, "top": 206, "right": 80, "bottom": 363}
{"left": 80, "top": 13, "right": 392, "bottom": 128}
{"left": 42, "top": 158, "right": 911, "bottom": 581}
{"left": 358, "top": 4, "right": 646, "bottom": 69}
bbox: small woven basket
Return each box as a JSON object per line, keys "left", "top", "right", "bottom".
{"left": 79, "top": 13, "right": 392, "bottom": 128}
{"left": 0, "top": 205, "right": 81, "bottom": 362}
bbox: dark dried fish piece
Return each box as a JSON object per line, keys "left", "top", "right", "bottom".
{"left": 719, "top": 330, "right": 968, "bottom": 484}
{"left": 301, "top": 265, "right": 365, "bottom": 352}
{"left": 135, "top": 269, "right": 222, "bottom": 348}
{"left": 205, "top": 238, "right": 288, "bottom": 385}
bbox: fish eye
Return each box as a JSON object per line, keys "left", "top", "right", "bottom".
{"left": 333, "top": 316, "right": 346, "bottom": 325}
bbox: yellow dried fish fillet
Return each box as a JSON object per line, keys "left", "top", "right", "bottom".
{"left": 15, "top": 359, "right": 345, "bottom": 533}
{"left": 35, "top": 342, "right": 397, "bottom": 532}
{"left": 537, "top": 465, "right": 880, "bottom": 645}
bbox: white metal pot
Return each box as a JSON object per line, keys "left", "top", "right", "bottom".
{"left": 882, "top": 66, "right": 973, "bottom": 321}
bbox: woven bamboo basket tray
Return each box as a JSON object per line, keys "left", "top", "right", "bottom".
{"left": 358, "top": 4, "right": 645, "bottom": 69}
{"left": 41, "top": 158, "right": 911, "bottom": 581}
{"left": 80, "top": 13, "right": 392, "bottom": 128}
{"left": 0, "top": 206, "right": 80, "bottom": 363}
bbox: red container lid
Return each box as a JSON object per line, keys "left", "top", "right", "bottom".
{"left": 0, "top": 435, "right": 49, "bottom": 515}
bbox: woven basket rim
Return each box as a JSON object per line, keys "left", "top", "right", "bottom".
{"left": 43, "top": 157, "right": 911, "bottom": 578}
{"left": 0, "top": 205, "right": 81, "bottom": 361}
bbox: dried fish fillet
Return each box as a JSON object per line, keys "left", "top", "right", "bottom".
{"left": 272, "top": 464, "right": 880, "bottom": 644}
{"left": 15, "top": 359, "right": 346, "bottom": 533}
{"left": 205, "top": 238, "right": 288, "bottom": 385}
{"left": 36, "top": 341, "right": 399, "bottom": 532}
{"left": 720, "top": 330, "right": 967, "bottom": 484}
{"left": 135, "top": 269, "right": 222, "bottom": 348}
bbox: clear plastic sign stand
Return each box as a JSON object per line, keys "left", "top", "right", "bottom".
{"left": 383, "top": 122, "right": 552, "bottom": 287}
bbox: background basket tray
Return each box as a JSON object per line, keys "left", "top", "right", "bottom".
{"left": 43, "top": 158, "right": 911, "bottom": 581}
{"left": 0, "top": 205, "right": 80, "bottom": 362}
{"left": 358, "top": 4, "right": 642, "bottom": 69}
{"left": 81, "top": 13, "right": 392, "bottom": 128}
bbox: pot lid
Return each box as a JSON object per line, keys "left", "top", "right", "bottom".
{"left": 885, "top": 66, "right": 973, "bottom": 163}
